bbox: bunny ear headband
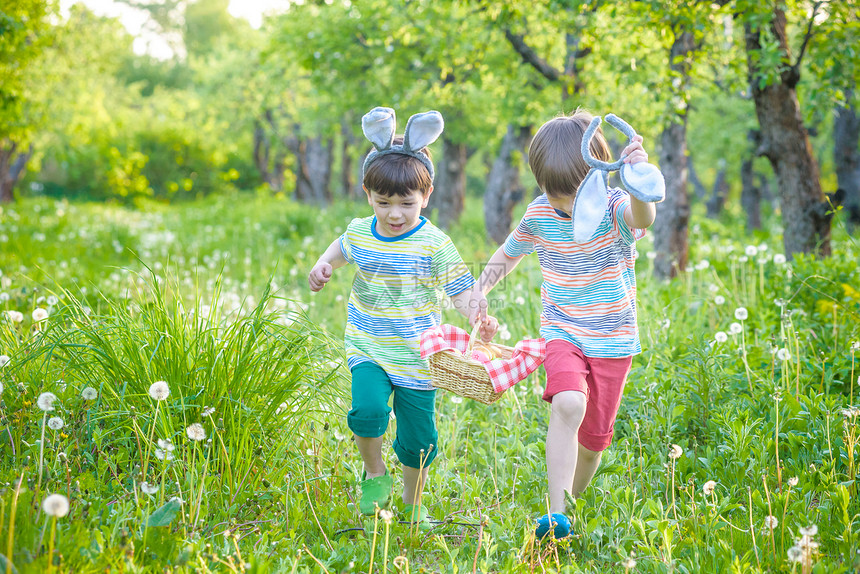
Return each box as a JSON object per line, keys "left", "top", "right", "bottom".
{"left": 362, "top": 107, "right": 444, "bottom": 183}
{"left": 572, "top": 114, "right": 666, "bottom": 243}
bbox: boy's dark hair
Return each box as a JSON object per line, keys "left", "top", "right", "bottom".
{"left": 363, "top": 136, "right": 433, "bottom": 197}
{"left": 528, "top": 110, "right": 612, "bottom": 197}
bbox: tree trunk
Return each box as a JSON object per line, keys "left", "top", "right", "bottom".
{"left": 652, "top": 30, "right": 694, "bottom": 280}
{"left": 484, "top": 125, "right": 531, "bottom": 244}
{"left": 341, "top": 118, "right": 357, "bottom": 198}
{"left": 289, "top": 134, "right": 332, "bottom": 205}
{"left": 0, "top": 141, "right": 34, "bottom": 204}
{"left": 705, "top": 161, "right": 729, "bottom": 218}
{"left": 687, "top": 154, "right": 707, "bottom": 200}
{"left": 253, "top": 117, "right": 286, "bottom": 191}
{"left": 745, "top": 9, "right": 830, "bottom": 258}
{"left": 740, "top": 157, "right": 761, "bottom": 231}
{"left": 354, "top": 149, "right": 369, "bottom": 198}
{"left": 427, "top": 136, "right": 467, "bottom": 229}
{"left": 834, "top": 91, "right": 860, "bottom": 230}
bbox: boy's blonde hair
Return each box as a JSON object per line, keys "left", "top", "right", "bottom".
{"left": 528, "top": 110, "right": 612, "bottom": 197}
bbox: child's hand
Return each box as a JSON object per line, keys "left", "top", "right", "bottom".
{"left": 468, "top": 289, "right": 489, "bottom": 326}
{"left": 308, "top": 262, "right": 333, "bottom": 292}
{"left": 478, "top": 315, "right": 499, "bottom": 343}
{"left": 622, "top": 134, "right": 649, "bottom": 165}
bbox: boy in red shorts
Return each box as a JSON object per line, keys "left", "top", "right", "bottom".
{"left": 469, "top": 109, "right": 659, "bottom": 539}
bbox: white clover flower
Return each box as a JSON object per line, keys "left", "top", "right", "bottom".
{"left": 6, "top": 310, "right": 24, "bottom": 323}
{"left": 702, "top": 480, "right": 716, "bottom": 495}
{"left": 186, "top": 423, "right": 206, "bottom": 441}
{"left": 202, "top": 406, "right": 215, "bottom": 417}
{"left": 140, "top": 481, "right": 159, "bottom": 495}
{"left": 81, "top": 387, "right": 98, "bottom": 400}
{"left": 42, "top": 494, "right": 70, "bottom": 517}
{"left": 745, "top": 245, "right": 758, "bottom": 257}
{"left": 714, "top": 295, "right": 725, "bottom": 305}
{"left": 148, "top": 381, "right": 169, "bottom": 401}
{"left": 714, "top": 331, "right": 728, "bottom": 344}
{"left": 788, "top": 476, "right": 799, "bottom": 487}
{"left": 157, "top": 438, "right": 175, "bottom": 451}
{"left": 729, "top": 322, "right": 743, "bottom": 335}
{"left": 37, "top": 392, "right": 58, "bottom": 412}
{"left": 669, "top": 444, "right": 683, "bottom": 460}
{"left": 32, "top": 308, "right": 49, "bottom": 322}
{"left": 777, "top": 348, "right": 791, "bottom": 361}
{"left": 799, "top": 524, "right": 818, "bottom": 537}
{"left": 734, "top": 307, "right": 748, "bottom": 321}
{"left": 773, "top": 254, "right": 787, "bottom": 265}
{"left": 764, "top": 515, "right": 778, "bottom": 530}
{"left": 0, "top": 355, "right": 9, "bottom": 367}
{"left": 47, "top": 416, "right": 64, "bottom": 430}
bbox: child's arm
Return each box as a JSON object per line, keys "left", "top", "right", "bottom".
{"left": 308, "top": 238, "right": 349, "bottom": 292}
{"left": 621, "top": 134, "right": 658, "bottom": 229}
{"left": 449, "top": 290, "right": 500, "bottom": 342}
{"left": 468, "top": 246, "right": 525, "bottom": 325}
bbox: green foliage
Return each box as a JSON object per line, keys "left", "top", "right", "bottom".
{"left": 1, "top": 195, "right": 859, "bottom": 571}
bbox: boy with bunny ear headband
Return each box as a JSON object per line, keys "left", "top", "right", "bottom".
{"left": 308, "top": 106, "right": 499, "bottom": 530}
{"left": 468, "top": 109, "right": 660, "bottom": 540}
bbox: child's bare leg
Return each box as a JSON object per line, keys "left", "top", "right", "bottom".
{"left": 401, "top": 464, "right": 428, "bottom": 506}
{"left": 546, "top": 390, "right": 587, "bottom": 513}
{"left": 571, "top": 445, "right": 602, "bottom": 496}
{"left": 354, "top": 435, "right": 386, "bottom": 478}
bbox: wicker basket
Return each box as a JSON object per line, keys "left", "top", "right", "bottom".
{"left": 428, "top": 323, "right": 515, "bottom": 405}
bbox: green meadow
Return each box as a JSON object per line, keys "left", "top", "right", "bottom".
{"left": 1, "top": 194, "right": 858, "bottom": 572}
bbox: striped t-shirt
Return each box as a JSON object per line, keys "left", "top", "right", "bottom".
{"left": 503, "top": 190, "right": 646, "bottom": 358}
{"left": 340, "top": 215, "right": 475, "bottom": 390}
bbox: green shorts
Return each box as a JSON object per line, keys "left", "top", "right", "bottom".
{"left": 347, "top": 362, "right": 439, "bottom": 469}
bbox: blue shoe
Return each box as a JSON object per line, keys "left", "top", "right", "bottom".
{"left": 535, "top": 513, "right": 571, "bottom": 539}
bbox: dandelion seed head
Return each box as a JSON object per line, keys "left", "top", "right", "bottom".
{"left": 774, "top": 254, "right": 787, "bottom": 265}
{"left": 186, "top": 423, "right": 206, "bottom": 441}
{"left": 81, "top": 387, "right": 98, "bottom": 400}
{"left": 714, "top": 331, "right": 728, "bottom": 344}
{"left": 140, "top": 481, "right": 158, "bottom": 495}
{"left": 37, "top": 392, "right": 57, "bottom": 412}
{"left": 777, "top": 348, "right": 791, "bottom": 361}
{"left": 157, "top": 438, "right": 175, "bottom": 451}
{"left": 450, "top": 395, "right": 463, "bottom": 404}
{"left": 42, "top": 494, "right": 70, "bottom": 517}
{"left": 621, "top": 557, "right": 637, "bottom": 569}
{"left": 154, "top": 448, "right": 175, "bottom": 461}
{"left": 148, "top": 381, "right": 170, "bottom": 401}
{"left": 47, "top": 416, "right": 64, "bottom": 430}
{"left": 729, "top": 322, "right": 743, "bottom": 335}
{"left": 714, "top": 295, "right": 726, "bottom": 305}
{"left": 202, "top": 406, "right": 215, "bottom": 417}
{"left": 745, "top": 245, "right": 758, "bottom": 257}
{"left": 669, "top": 444, "right": 683, "bottom": 460}
{"left": 787, "top": 546, "right": 803, "bottom": 562}
{"left": 379, "top": 509, "right": 393, "bottom": 524}
{"left": 32, "top": 308, "right": 49, "bottom": 322}
{"left": 0, "top": 354, "right": 9, "bottom": 367}
{"left": 739, "top": 255, "right": 748, "bottom": 263}
{"left": 851, "top": 341, "right": 860, "bottom": 352}
{"left": 799, "top": 524, "right": 818, "bottom": 537}
{"left": 702, "top": 480, "right": 716, "bottom": 495}
{"left": 764, "top": 515, "right": 778, "bottom": 530}
{"left": 734, "top": 307, "right": 748, "bottom": 321}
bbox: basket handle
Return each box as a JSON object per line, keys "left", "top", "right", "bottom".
{"left": 466, "top": 321, "right": 483, "bottom": 354}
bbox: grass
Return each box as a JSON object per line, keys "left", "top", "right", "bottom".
{"left": 0, "top": 192, "right": 859, "bottom": 572}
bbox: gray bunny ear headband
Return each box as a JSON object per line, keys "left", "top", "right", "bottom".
{"left": 572, "top": 114, "right": 666, "bottom": 243}
{"left": 361, "top": 107, "right": 444, "bottom": 183}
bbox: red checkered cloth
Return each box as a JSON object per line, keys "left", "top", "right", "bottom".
{"left": 420, "top": 324, "right": 546, "bottom": 393}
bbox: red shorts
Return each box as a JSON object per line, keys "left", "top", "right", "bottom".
{"left": 542, "top": 339, "right": 632, "bottom": 452}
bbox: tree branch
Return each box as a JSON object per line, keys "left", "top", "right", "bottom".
{"left": 789, "top": 0, "right": 823, "bottom": 87}
{"left": 504, "top": 29, "right": 562, "bottom": 82}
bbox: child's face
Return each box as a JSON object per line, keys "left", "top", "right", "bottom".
{"left": 365, "top": 188, "right": 431, "bottom": 237}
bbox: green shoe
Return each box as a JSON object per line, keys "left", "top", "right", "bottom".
{"left": 402, "top": 503, "right": 432, "bottom": 531}
{"left": 358, "top": 471, "right": 393, "bottom": 515}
